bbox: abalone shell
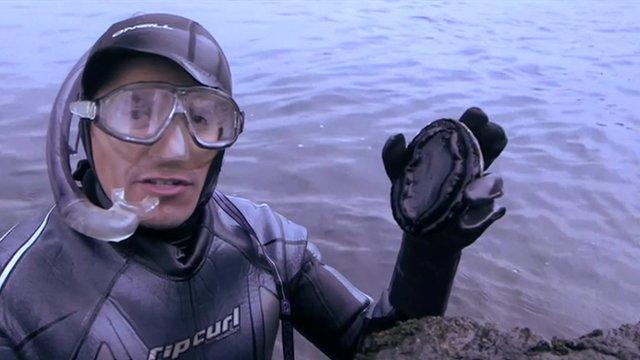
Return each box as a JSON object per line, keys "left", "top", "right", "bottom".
{"left": 391, "top": 119, "right": 483, "bottom": 236}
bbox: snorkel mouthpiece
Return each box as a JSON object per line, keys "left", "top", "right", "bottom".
{"left": 47, "top": 53, "right": 159, "bottom": 242}
{"left": 61, "top": 189, "right": 158, "bottom": 242}
{"left": 111, "top": 188, "right": 159, "bottom": 220}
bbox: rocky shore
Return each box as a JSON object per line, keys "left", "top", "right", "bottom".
{"left": 357, "top": 317, "right": 640, "bottom": 359}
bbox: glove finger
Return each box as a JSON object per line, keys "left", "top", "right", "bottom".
{"left": 464, "top": 175, "right": 504, "bottom": 206}
{"left": 458, "top": 202, "right": 506, "bottom": 236}
{"left": 459, "top": 107, "right": 489, "bottom": 133}
{"left": 459, "top": 107, "right": 508, "bottom": 170}
{"left": 479, "top": 122, "right": 508, "bottom": 169}
{"left": 382, "top": 133, "right": 407, "bottom": 181}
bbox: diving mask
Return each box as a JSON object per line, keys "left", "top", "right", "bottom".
{"left": 70, "top": 82, "right": 244, "bottom": 149}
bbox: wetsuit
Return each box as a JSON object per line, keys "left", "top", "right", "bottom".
{"left": 0, "top": 190, "right": 460, "bottom": 360}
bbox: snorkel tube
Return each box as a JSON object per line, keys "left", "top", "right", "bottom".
{"left": 46, "top": 54, "right": 158, "bottom": 242}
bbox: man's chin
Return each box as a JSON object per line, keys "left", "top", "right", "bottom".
{"left": 140, "top": 214, "right": 189, "bottom": 230}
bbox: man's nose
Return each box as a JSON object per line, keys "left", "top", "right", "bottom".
{"left": 150, "top": 115, "right": 191, "bottom": 160}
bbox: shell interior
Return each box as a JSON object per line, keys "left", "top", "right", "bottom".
{"left": 392, "top": 119, "right": 482, "bottom": 235}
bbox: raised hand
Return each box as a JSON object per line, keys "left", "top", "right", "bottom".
{"left": 382, "top": 107, "right": 507, "bottom": 251}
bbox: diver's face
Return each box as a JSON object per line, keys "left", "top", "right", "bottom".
{"left": 91, "top": 56, "right": 218, "bottom": 229}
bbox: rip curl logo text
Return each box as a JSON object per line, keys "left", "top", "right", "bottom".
{"left": 112, "top": 23, "right": 174, "bottom": 38}
{"left": 147, "top": 306, "right": 240, "bottom": 360}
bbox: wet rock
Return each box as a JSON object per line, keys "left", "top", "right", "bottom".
{"left": 356, "top": 317, "right": 640, "bottom": 359}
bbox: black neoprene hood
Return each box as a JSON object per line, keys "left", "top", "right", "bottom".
{"left": 83, "top": 13, "right": 232, "bottom": 96}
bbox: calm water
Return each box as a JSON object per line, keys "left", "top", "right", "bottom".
{"left": 1, "top": 1, "right": 639, "bottom": 359}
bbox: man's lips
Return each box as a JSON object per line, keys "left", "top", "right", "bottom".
{"left": 135, "top": 177, "right": 193, "bottom": 197}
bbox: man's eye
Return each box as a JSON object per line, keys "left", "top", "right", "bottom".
{"left": 193, "top": 115, "right": 209, "bottom": 124}
{"left": 131, "top": 109, "right": 150, "bottom": 120}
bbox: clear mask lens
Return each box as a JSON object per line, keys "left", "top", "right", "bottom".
{"left": 101, "top": 87, "right": 175, "bottom": 140}
{"left": 185, "top": 91, "right": 239, "bottom": 145}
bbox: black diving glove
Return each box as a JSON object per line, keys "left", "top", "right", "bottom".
{"left": 382, "top": 107, "right": 508, "bottom": 252}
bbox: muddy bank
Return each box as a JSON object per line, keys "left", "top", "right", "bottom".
{"left": 357, "top": 317, "right": 640, "bottom": 359}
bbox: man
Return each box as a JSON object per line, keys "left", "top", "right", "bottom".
{"left": 0, "top": 14, "right": 507, "bottom": 360}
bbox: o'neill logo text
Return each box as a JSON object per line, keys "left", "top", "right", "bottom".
{"left": 147, "top": 306, "right": 240, "bottom": 360}
{"left": 112, "top": 23, "right": 174, "bottom": 38}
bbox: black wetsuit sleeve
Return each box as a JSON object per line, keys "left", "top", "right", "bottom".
{"left": 289, "top": 235, "right": 461, "bottom": 359}
{"left": 289, "top": 252, "right": 372, "bottom": 359}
